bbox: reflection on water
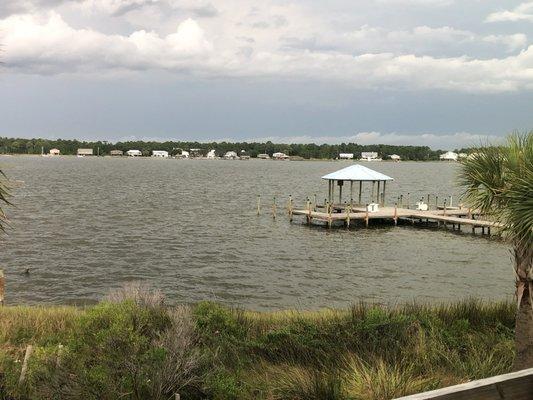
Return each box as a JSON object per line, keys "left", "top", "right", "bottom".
{"left": 0, "top": 156, "right": 512, "bottom": 310}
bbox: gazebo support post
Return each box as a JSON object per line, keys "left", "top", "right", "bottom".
{"left": 372, "top": 181, "right": 376, "bottom": 203}
{"left": 338, "top": 181, "right": 342, "bottom": 204}
{"left": 350, "top": 181, "right": 353, "bottom": 207}
{"left": 358, "top": 181, "right": 362, "bottom": 205}
{"left": 383, "top": 181, "right": 387, "bottom": 206}
{"left": 377, "top": 181, "right": 381, "bottom": 205}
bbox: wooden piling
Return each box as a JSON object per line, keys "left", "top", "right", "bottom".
{"left": 435, "top": 196, "right": 438, "bottom": 210}
{"left": 19, "top": 345, "right": 33, "bottom": 385}
{"left": 272, "top": 197, "right": 276, "bottom": 219}
{"left": 393, "top": 203, "right": 398, "bottom": 226}
{"left": 407, "top": 192, "right": 410, "bottom": 209}
{"left": 0, "top": 269, "right": 4, "bottom": 306}
{"left": 256, "top": 195, "right": 261, "bottom": 215}
{"left": 288, "top": 196, "right": 293, "bottom": 222}
{"left": 345, "top": 203, "right": 350, "bottom": 228}
{"left": 365, "top": 204, "right": 369, "bottom": 228}
{"left": 327, "top": 201, "right": 332, "bottom": 228}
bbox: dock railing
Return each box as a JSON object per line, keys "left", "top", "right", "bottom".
{"left": 394, "top": 367, "right": 533, "bottom": 400}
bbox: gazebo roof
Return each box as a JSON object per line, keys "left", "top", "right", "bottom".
{"left": 322, "top": 164, "right": 393, "bottom": 181}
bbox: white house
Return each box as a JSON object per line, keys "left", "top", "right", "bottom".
{"left": 49, "top": 148, "right": 60, "bottom": 156}
{"left": 272, "top": 152, "right": 289, "bottom": 160}
{"left": 339, "top": 153, "right": 354, "bottom": 160}
{"left": 439, "top": 151, "right": 458, "bottom": 161}
{"left": 152, "top": 150, "right": 169, "bottom": 158}
{"left": 126, "top": 149, "right": 142, "bottom": 157}
{"left": 77, "top": 148, "right": 93, "bottom": 156}
{"left": 257, "top": 153, "right": 270, "bottom": 159}
{"left": 360, "top": 152, "right": 381, "bottom": 161}
{"left": 206, "top": 149, "right": 216, "bottom": 159}
{"left": 224, "top": 151, "right": 239, "bottom": 160}
{"left": 180, "top": 150, "right": 190, "bottom": 158}
{"left": 390, "top": 154, "right": 401, "bottom": 162}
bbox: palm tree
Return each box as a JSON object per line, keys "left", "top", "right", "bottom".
{"left": 460, "top": 131, "right": 533, "bottom": 369}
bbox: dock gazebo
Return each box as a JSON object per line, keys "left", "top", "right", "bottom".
{"left": 322, "top": 164, "right": 393, "bottom": 206}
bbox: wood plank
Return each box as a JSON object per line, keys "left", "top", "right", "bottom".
{"left": 394, "top": 368, "right": 533, "bottom": 400}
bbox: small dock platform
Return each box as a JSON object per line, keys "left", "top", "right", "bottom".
{"left": 290, "top": 204, "right": 500, "bottom": 234}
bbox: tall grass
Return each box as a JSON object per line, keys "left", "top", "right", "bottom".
{"left": 0, "top": 294, "right": 515, "bottom": 400}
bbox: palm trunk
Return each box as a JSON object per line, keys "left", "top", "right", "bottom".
{"left": 513, "top": 246, "right": 533, "bottom": 370}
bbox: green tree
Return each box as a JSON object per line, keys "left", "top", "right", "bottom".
{"left": 460, "top": 131, "right": 533, "bottom": 369}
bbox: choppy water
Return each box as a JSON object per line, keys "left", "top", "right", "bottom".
{"left": 0, "top": 156, "right": 513, "bottom": 310}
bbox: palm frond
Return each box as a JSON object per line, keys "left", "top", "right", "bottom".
{"left": 0, "top": 169, "right": 11, "bottom": 232}
{"left": 460, "top": 131, "right": 533, "bottom": 247}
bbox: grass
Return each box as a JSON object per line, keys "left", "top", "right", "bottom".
{"left": 0, "top": 295, "right": 516, "bottom": 400}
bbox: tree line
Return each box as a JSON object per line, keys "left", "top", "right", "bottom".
{"left": 0, "top": 136, "right": 463, "bottom": 160}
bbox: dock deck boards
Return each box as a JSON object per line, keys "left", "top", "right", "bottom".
{"left": 291, "top": 206, "right": 501, "bottom": 229}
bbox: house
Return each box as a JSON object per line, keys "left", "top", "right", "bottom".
{"left": 240, "top": 150, "right": 250, "bottom": 160}
{"left": 390, "top": 154, "right": 401, "bottom": 162}
{"left": 77, "top": 148, "right": 93, "bottom": 156}
{"left": 439, "top": 151, "right": 458, "bottom": 161}
{"left": 206, "top": 150, "right": 216, "bottom": 159}
{"left": 360, "top": 152, "right": 381, "bottom": 161}
{"left": 272, "top": 152, "right": 289, "bottom": 160}
{"left": 339, "top": 153, "right": 354, "bottom": 160}
{"left": 49, "top": 148, "right": 60, "bottom": 156}
{"left": 110, "top": 150, "right": 123, "bottom": 156}
{"left": 180, "top": 150, "right": 190, "bottom": 158}
{"left": 224, "top": 151, "right": 239, "bottom": 160}
{"left": 126, "top": 149, "right": 142, "bottom": 157}
{"left": 152, "top": 150, "right": 169, "bottom": 158}
{"left": 257, "top": 153, "right": 270, "bottom": 159}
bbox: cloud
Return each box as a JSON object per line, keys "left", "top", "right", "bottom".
{"left": 245, "top": 132, "right": 502, "bottom": 150}
{"left": 486, "top": 2, "right": 533, "bottom": 23}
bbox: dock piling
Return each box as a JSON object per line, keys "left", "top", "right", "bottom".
{"left": 272, "top": 197, "right": 276, "bottom": 219}
{"left": 256, "top": 195, "right": 261, "bottom": 215}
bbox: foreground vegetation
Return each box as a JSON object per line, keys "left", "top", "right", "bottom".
{"left": 0, "top": 290, "right": 515, "bottom": 400}
{"left": 0, "top": 136, "right": 462, "bottom": 160}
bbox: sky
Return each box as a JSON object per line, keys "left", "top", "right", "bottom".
{"left": 0, "top": 0, "right": 532, "bottom": 149}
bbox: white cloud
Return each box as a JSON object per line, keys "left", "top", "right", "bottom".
{"left": 0, "top": 1, "right": 532, "bottom": 93}
{"left": 486, "top": 2, "right": 533, "bottom": 23}
{"left": 245, "top": 132, "right": 502, "bottom": 150}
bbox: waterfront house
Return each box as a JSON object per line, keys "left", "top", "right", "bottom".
{"left": 390, "top": 154, "right": 401, "bottom": 162}
{"left": 257, "top": 153, "right": 270, "bottom": 159}
{"left": 77, "top": 148, "right": 93, "bottom": 156}
{"left": 224, "top": 151, "right": 239, "bottom": 160}
{"left": 360, "top": 152, "right": 381, "bottom": 161}
{"left": 49, "top": 148, "right": 60, "bottom": 156}
{"left": 272, "top": 152, "right": 289, "bottom": 160}
{"left": 439, "top": 151, "right": 458, "bottom": 161}
{"left": 339, "top": 153, "right": 354, "bottom": 159}
{"left": 110, "top": 150, "right": 123, "bottom": 156}
{"left": 152, "top": 150, "right": 169, "bottom": 158}
{"left": 126, "top": 149, "right": 142, "bottom": 157}
{"left": 206, "top": 150, "right": 216, "bottom": 159}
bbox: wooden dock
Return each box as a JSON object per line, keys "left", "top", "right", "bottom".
{"left": 290, "top": 203, "right": 500, "bottom": 234}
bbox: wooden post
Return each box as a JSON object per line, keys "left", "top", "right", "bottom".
{"left": 407, "top": 192, "right": 410, "bottom": 209}
{"left": 338, "top": 181, "right": 343, "bottom": 204}
{"left": 400, "top": 194, "right": 403, "bottom": 208}
{"left": 435, "top": 195, "right": 438, "bottom": 210}
{"left": 372, "top": 181, "right": 376, "bottom": 203}
{"left": 350, "top": 181, "right": 353, "bottom": 205}
{"left": 345, "top": 202, "right": 350, "bottom": 228}
{"left": 427, "top": 194, "right": 430, "bottom": 205}
{"left": 272, "top": 197, "right": 276, "bottom": 219}
{"left": 393, "top": 203, "right": 398, "bottom": 226}
{"left": 383, "top": 181, "right": 387, "bottom": 206}
{"left": 365, "top": 204, "right": 369, "bottom": 228}
{"left": 313, "top": 194, "right": 317, "bottom": 211}
{"left": 19, "top": 345, "right": 33, "bottom": 385}
{"left": 358, "top": 181, "right": 362, "bottom": 205}
{"left": 0, "top": 269, "right": 4, "bottom": 306}
{"left": 449, "top": 195, "right": 453, "bottom": 208}
{"left": 0, "top": 269, "right": 6, "bottom": 306}
{"left": 256, "top": 195, "right": 261, "bottom": 215}
{"left": 468, "top": 208, "right": 472, "bottom": 219}
{"left": 328, "top": 201, "right": 332, "bottom": 228}
{"left": 377, "top": 181, "right": 381, "bottom": 204}
{"left": 289, "top": 196, "right": 293, "bottom": 222}
{"left": 306, "top": 198, "right": 311, "bottom": 225}
{"left": 443, "top": 199, "right": 447, "bottom": 215}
